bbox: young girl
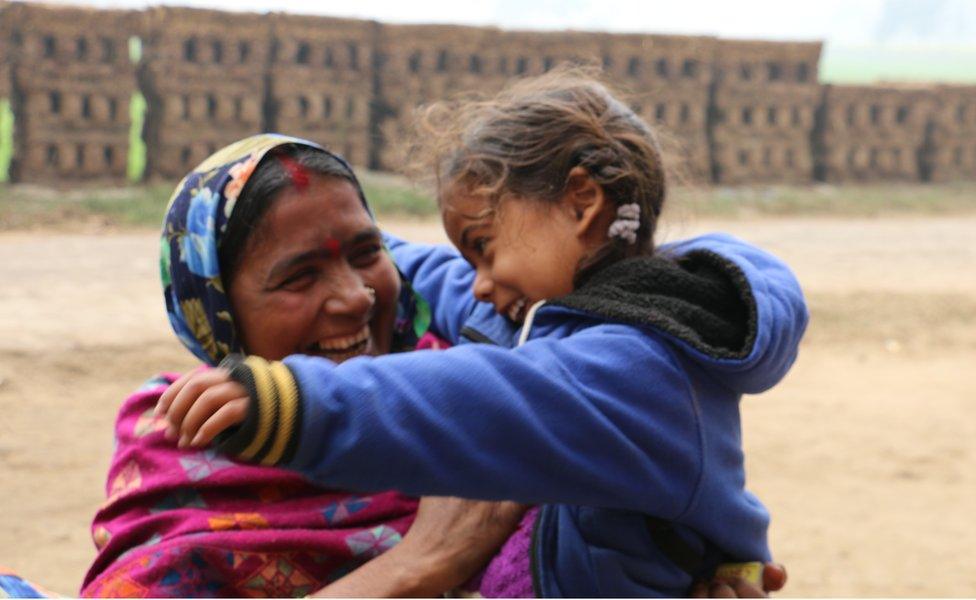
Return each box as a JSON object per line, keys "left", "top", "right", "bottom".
{"left": 159, "top": 72, "right": 807, "bottom": 597}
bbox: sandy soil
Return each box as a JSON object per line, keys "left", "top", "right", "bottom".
{"left": 0, "top": 214, "right": 974, "bottom": 596}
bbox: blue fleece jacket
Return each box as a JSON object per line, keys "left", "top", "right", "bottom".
{"left": 235, "top": 233, "right": 807, "bottom": 597}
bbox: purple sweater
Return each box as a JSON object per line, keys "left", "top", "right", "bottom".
{"left": 472, "top": 507, "right": 539, "bottom": 597}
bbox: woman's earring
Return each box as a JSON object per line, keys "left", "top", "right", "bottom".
{"left": 364, "top": 286, "right": 376, "bottom": 303}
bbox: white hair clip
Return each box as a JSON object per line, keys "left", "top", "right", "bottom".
{"left": 607, "top": 203, "right": 641, "bottom": 244}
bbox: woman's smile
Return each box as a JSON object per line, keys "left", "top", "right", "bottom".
{"left": 305, "top": 324, "right": 373, "bottom": 362}
{"left": 228, "top": 175, "right": 400, "bottom": 362}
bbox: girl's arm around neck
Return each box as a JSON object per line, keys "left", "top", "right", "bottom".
{"left": 383, "top": 233, "right": 482, "bottom": 344}
{"left": 280, "top": 324, "right": 703, "bottom": 516}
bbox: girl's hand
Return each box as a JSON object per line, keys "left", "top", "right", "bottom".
{"left": 690, "top": 562, "right": 788, "bottom": 598}
{"left": 155, "top": 368, "right": 249, "bottom": 448}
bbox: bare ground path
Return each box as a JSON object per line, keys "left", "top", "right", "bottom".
{"left": 1, "top": 215, "right": 974, "bottom": 596}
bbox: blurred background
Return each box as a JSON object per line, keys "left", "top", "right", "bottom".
{"left": 1, "top": 0, "right": 976, "bottom": 189}
{"left": 0, "top": 0, "right": 974, "bottom": 596}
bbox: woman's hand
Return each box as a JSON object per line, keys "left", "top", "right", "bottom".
{"left": 691, "top": 562, "right": 788, "bottom": 598}
{"left": 400, "top": 496, "right": 528, "bottom": 589}
{"left": 155, "top": 368, "right": 249, "bottom": 448}
{"left": 314, "top": 497, "right": 527, "bottom": 597}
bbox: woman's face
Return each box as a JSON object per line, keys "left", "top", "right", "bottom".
{"left": 227, "top": 174, "right": 400, "bottom": 362}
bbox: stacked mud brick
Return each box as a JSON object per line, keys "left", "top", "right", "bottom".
{"left": 2, "top": 1, "right": 974, "bottom": 186}
{"left": 268, "top": 13, "right": 375, "bottom": 168}
{"left": 927, "top": 85, "right": 976, "bottom": 182}
{"left": 0, "top": 2, "right": 9, "bottom": 181}
{"left": 0, "top": 2, "right": 10, "bottom": 103}
{"left": 816, "top": 84, "right": 934, "bottom": 182}
{"left": 373, "top": 25, "right": 712, "bottom": 177}
{"left": 372, "top": 23, "right": 510, "bottom": 171}
{"left": 709, "top": 40, "right": 822, "bottom": 184}
{"left": 497, "top": 29, "right": 604, "bottom": 78}
{"left": 3, "top": 3, "right": 137, "bottom": 182}
{"left": 601, "top": 33, "right": 715, "bottom": 183}
{"left": 140, "top": 7, "right": 270, "bottom": 180}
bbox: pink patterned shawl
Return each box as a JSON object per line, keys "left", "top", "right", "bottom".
{"left": 81, "top": 372, "right": 418, "bottom": 598}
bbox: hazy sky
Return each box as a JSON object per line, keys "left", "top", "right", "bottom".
{"left": 37, "top": 0, "right": 976, "bottom": 45}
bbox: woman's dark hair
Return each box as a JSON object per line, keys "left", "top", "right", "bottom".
{"left": 217, "top": 144, "right": 365, "bottom": 285}
{"left": 415, "top": 66, "right": 666, "bottom": 286}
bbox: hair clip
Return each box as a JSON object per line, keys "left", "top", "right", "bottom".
{"left": 607, "top": 203, "right": 640, "bottom": 244}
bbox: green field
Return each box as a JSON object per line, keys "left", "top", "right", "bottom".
{"left": 821, "top": 43, "right": 976, "bottom": 84}
{"left": 0, "top": 173, "right": 438, "bottom": 230}
{"left": 3, "top": 176, "right": 975, "bottom": 232}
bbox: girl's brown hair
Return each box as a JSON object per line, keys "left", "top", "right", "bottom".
{"left": 414, "top": 66, "right": 667, "bottom": 286}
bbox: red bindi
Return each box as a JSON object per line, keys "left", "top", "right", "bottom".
{"left": 322, "top": 238, "right": 341, "bottom": 259}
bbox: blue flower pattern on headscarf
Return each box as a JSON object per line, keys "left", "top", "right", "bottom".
{"left": 161, "top": 134, "right": 429, "bottom": 365}
{"left": 181, "top": 187, "right": 221, "bottom": 279}
{"left": 167, "top": 307, "right": 200, "bottom": 354}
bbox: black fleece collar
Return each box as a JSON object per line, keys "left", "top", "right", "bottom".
{"left": 552, "top": 250, "right": 758, "bottom": 360}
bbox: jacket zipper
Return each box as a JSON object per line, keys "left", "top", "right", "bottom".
{"left": 459, "top": 325, "right": 497, "bottom": 345}
{"left": 530, "top": 504, "right": 547, "bottom": 597}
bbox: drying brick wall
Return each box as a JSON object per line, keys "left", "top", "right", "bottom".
{"left": 605, "top": 33, "right": 715, "bottom": 182}
{"left": 374, "top": 27, "right": 716, "bottom": 182}
{"left": 1, "top": 1, "right": 973, "bottom": 186}
{"left": 4, "top": 2, "right": 137, "bottom": 182}
{"left": 928, "top": 85, "right": 976, "bottom": 182}
{"left": 816, "top": 84, "right": 935, "bottom": 183}
{"left": 268, "top": 13, "right": 375, "bottom": 168}
{"left": 710, "top": 39, "right": 822, "bottom": 184}
{"left": 373, "top": 23, "right": 510, "bottom": 171}
{"left": 0, "top": 2, "right": 10, "bottom": 101}
{"left": 140, "top": 6, "right": 270, "bottom": 179}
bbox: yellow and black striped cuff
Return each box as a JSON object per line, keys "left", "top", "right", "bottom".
{"left": 215, "top": 354, "right": 303, "bottom": 466}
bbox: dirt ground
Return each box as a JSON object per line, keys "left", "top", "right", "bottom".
{"left": 0, "top": 214, "right": 974, "bottom": 596}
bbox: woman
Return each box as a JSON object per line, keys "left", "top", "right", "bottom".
{"left": 82, "top": 134, "right": 522, "bottom": 597}
{"left": 82, "top": 134, "right": 783, "bottom": 597}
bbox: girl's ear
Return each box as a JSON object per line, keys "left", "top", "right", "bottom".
{"left": 563, "top": 166, "right": 612, "bottom": 242}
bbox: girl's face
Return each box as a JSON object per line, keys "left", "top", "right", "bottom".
{"left": 228, "top": 175, "right": 400, "bottom": 362}
{"left": 442, "top": 189, "right": 592, "bottom": 323}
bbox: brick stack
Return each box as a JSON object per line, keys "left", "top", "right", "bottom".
{"left": 0, "top": 1, "right": 10, "bottom": 181}
{"left": 602, "top": 33, "right": 716, "bottom": 183}
{"left": 372, "top": 23, "right": 508, "bottom": 172}
{"left": 4, "top": 3, "right": 138, "bottom": 182}
{"left": 499, "top": 29, "right": 604, "bottom": 77}
{"left": 710, "top": 40, "right": 822, "bottom": 184}
{"left": 817, "top": 84, "right": 935, "bottom": 182}
{"left": 3, "top": 1, "right": 974, "bottom": 186}
{"left": 0, "top": 1, "right": 10, "bottom": 102}
{"left": 267, "top": 13, "right": 375, "bottom": 168}
{"left": 927, "top": 85, "right": 976, "bottom": 182}
{"left": 140, "top": 7, "right": 270, "bottom": 180}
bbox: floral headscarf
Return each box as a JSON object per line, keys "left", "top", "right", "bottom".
{"left": 161, "top": 134, "right": 430, "bottom": 365}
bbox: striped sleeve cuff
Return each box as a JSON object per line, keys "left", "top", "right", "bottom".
{"left": 214, "top": 354, "right": 303, "bottom": 466}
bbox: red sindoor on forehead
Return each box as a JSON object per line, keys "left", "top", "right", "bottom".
{"left": 322, "top": 238, "right": 341, "bottom": 259}
{"left": 278, "top": 156, "right": 310, "bottom": 191}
